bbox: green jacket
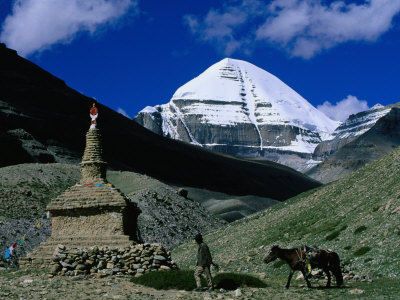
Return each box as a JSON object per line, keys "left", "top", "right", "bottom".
{"left": 196, "top": 242, "right": 213, "bottom": 267}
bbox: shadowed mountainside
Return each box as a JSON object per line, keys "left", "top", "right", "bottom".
{"left": 0, "top": 44, "right": 319, "bottom": 199}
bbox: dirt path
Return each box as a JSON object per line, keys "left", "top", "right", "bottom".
{"left": 0, "top": 270, "right": 259, "bottom": 300}
{"left": 1, "top": 268, "right": 398, "bottom": 300}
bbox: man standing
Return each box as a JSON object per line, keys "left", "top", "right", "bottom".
{"left": 194, "top": 233, "right": 215, "bottom": 291}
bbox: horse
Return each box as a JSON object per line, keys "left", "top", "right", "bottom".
{"left": 264, "top": 245, "right": 343, "bottom": 289}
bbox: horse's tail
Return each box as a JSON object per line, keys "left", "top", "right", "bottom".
{"left": 330, "top": 251, "right": 343, "bottom": 287}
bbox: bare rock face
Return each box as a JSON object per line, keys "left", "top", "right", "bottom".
{"left": 135, "top": 58, "right": 338, "bottom": 171}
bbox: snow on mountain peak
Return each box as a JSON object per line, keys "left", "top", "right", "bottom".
{"left": 172, "top": 58, "right": 339, "bottom": 136}
{"left": 136, "top": 58, "right": 343, "bottom": 165}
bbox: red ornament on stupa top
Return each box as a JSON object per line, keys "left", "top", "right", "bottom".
{"left": 90, "top": 103, "right": 98, "bottom": 129}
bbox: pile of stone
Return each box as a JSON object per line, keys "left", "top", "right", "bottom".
{"left": 49, "top": 243, "right": 178, "bottom": 277}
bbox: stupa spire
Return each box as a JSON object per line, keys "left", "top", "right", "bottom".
{"left": 80, "top": 103, "right": 107, "bottom": 184}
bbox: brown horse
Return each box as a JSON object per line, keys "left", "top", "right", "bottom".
{"left": 264, "top": 245, "right": 343, "bottom": 289}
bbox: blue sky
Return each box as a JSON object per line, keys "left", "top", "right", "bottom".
{"left": 1, "top": 0, "right": 399, "bottom": 121}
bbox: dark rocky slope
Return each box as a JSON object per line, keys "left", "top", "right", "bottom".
{"left": 0, "top": 164, "right": 225, "bottom": 259}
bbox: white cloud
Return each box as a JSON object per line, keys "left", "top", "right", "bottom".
{"left": 257, "top": 0, "right": 400, "bottom": 58}
{"left": 117, "top": 107, "right": 131, "bottom": 119}
{"left": 184, "top": 0, "right": 400, "bottom": 58}
{"left": 183, "top": 0, "right": 263, "bottom": 55}
{"left": 0, "top": 0, "right": 139, "bottom": 57}
{"left": 317, "top": 95, "right": 369, "bottom": 121}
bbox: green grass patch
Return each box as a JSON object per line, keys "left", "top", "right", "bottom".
{"left": 344, "top": 245, "right": 352, "bottom": 250}
{"left": 131, "top": 269, "right": 198, "bottom": 291}
{"left": 0, "top": 267, "right": 48, "bottom": 279}
{"left": 214, "top": 273, "right": 267, "bottom": 289}
{"left": 354, "top": 225, "right": 367, "bottom": 234}
{"left": 130, "top": 269, "right": 266, "bottom": 290}
{"left": 325, "top": 230, "right": 340, "bottom": 241}
{"left": 354, "top": 246, "right": 371, "bottom": 256}
{"left": 325, "top": 223, "right": 347, "bottom": 240}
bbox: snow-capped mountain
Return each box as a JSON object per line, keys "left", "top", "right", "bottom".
{"left": 135, "top": 58, "right": 339, "bottom": 170}
{"left": 313, "top": 103, "right": 392, "bottom": 160}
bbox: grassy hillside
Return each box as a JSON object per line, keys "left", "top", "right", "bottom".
{"left": 172, "top": 147, "right": 400, "bottom": 278}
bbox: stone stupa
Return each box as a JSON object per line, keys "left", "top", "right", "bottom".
{"left": 20, "top": 104, "right": 140, "bottom": 267}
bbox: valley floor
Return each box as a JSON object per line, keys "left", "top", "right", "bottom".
{"left": 0, "top": 268, "right": 399, "bottom": 300}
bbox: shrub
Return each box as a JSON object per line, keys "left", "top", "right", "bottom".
{"left": 326, "top": 224, "right": 347, "bottom": 240}
{"left": 344, "top": 246, "right": 352, "bottom": 250}
{"left": 131, "top": 270, "right": 199, "bottom": 290}
{"left": 354, "top": 225, "right": 367, "bottom": 234}
{"left": 326, "top": 230, "right": 340, "bottom": 241}
{"left": 214, "top": 273, "right": 267, "bottom": 289}
{"left": 354, "top": 246, "right": 371, "bottom": 256}
{"left": 130, "top": 269, "right": 267, "bottom": 290}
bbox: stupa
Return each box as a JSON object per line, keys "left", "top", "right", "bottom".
{"left": 20, "top": 104, "right": 140, "bottom": 267}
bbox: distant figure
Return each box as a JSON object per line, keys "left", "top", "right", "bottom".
{"left": 193, "top": 233, "right": 217, "bottom": 291}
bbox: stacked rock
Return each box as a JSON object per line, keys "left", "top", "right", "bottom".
{"left": 49, "top": 243, "right": 178, "bottom": 277}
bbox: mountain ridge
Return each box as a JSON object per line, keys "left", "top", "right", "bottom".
{"left": 135, "top": 58, "right": 339, "bottom": 170}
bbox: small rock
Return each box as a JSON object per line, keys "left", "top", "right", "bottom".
{"left": 177, "top": 188, "right": 188, "bottom": 198}
{"left": 97, "top": 260, "right": 106, "bottom": 269}
{"left": 234, "top": 289, "right": 242, "bottom": 297}
{"left": 22, "top": 279, "right": 33, "bottom": 286}
{"left": 296, "top": 273, "right": 304, "bottom": 280}
{"left": 76, "top": 264, "right": 86, "bottom": 271}
{"left": 104, "top": 269, "right": 113, "bottom": 276}
{"left": 154, "top": 255, "right": 166, "bottom": 261}
{"left": 350, "top": 289, "right": 365, "bottom": 294}
{"left": 49, "top": 264, "right": 62, "bottom": 275}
